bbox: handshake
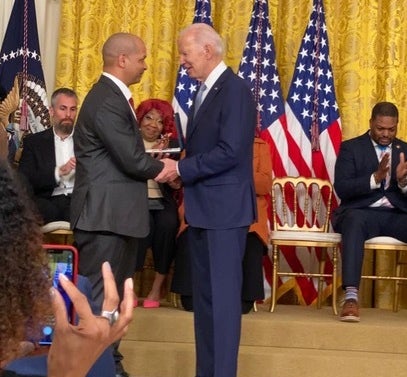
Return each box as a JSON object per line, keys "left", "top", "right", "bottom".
{"left": 154, "top": 158, "right": 182, "bottom": 188}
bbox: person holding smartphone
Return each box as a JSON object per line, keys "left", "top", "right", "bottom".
{"left": 0, "top": 159, "right": 134, "bottom": 377}
{"left": 134, "top": 99, "right": 181, "bottom": 308}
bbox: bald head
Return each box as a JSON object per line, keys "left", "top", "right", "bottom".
{"left": 102, "top": 32, "right": 147, "bottom": 86}
{"left": 102, "top": 33, "right": 139, "bottom": 65}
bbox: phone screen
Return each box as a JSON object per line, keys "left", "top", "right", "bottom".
{"left": 39, "top": 245, "right": 78, "bottom": 345}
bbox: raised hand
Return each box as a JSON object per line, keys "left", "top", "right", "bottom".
{"left": 47, "top": 262, "right": 134, "bottom": 377}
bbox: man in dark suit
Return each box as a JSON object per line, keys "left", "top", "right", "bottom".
{"left": 19, "top": 88, "right": 78, "bottom": 223}
{"left": 156, "top": 24, "right": 257, "bottom": 377}
{"left": 333, "top": 101, "right": 407, "bottom": 322}
{"left": 70, "top": 32, "right": 174, "bottom": 377}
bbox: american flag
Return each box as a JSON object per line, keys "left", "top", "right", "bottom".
{"left": 237, "top": 0, "right": 288, "bottom": 176}
{"left": 238, "top": 0, "right": 342, "bottom": 305}
{"left": 285, "top": 0, "right": 341, "bottom": 184}
{"left": 0, "top": 0, "right": 50, "bottom": 160}
{"left": 237, "top": 0, "right": 288, "bottom": 299}
{"left": 282, "top": 0, "right": 342, "bottom": 304}
{"left": 172, "top": 0, "right": 212, "bottom": 136}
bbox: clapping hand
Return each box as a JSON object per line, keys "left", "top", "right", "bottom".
{"left": 396, "top": 152, "right": 407, "bottom": 187}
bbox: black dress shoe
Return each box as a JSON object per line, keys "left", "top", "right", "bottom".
{"left": 181, "top": 295, "right": 193, "bottom": 312}
{"left": 241, "top": 300, "right": 254, "bottom": 314}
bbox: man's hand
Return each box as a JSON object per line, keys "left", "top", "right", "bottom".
{"left": 374, "top": 152, "right": 390, "bottom": 184}
{"left": 396, "top": 152, "right": 407, "bottom": 187}
{"left": 59, "top": 157, "right": 76, "bottom": 177}
{"left": 155, "top": 158, "right": 179, "bottom": 183}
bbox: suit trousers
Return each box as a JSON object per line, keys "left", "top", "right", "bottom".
{"left": 332, "top": 207, "right": 407, "bottom": 288}
{"left": 36, "top": 194, "right": 71, "bottom": 224}
{"left": 171, "top": 230, "right": 265, "bottom": 301}
{"left": 188, "top": 226, "right": 248, "bottom": 377}
{"left": 73, "top": 229, "right": 139, "bottom": 312}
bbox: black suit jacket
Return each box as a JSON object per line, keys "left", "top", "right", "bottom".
{"left": 18, "top": 127, "right": 58, "bottom": 198}
{"left": 334, "top": 131, "right": 407, "bottom": 213}
{"left": 71, "top": 75, "right": 164, "bottom": 238}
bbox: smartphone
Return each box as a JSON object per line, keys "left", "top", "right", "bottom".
{"left": 39, "top": 244, "right": 78, "bottom": 345}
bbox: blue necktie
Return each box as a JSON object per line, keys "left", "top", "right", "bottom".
{"left": 194, "top": 84, "right": 207, "bottom": 115}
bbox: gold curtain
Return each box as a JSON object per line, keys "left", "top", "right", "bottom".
{"left": 55, "top": 0, "right": 407, "bottom": 309}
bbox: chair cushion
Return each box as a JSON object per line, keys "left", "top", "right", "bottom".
{"left": 270, "top": 230, "right": 341, "bottom": 243}
{"left": 365, "top": 236, "right": 407, "bottom": 245}
{"left": 41, "top": 221, "right": 71, "bottom": 233}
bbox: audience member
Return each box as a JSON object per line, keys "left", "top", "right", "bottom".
{"left": 171, "top": 136, "right": 272, "bottom": 314}
{"left": 70, "top": 32, "right": 174, "bottom": 377}
{"left": 333, "top": 101, "right": 407, "bottom": 322}
{"left": 0, "top": 157, "right": 133, "bottom": 377}
{"left": 18, "top": 88, "right": 78, "bottom": 224}
{"left": 155, "top": 23, "right": 257, "bottom": 377}
{"left": 134, "top": 99, "right": 180, "bottom": 308}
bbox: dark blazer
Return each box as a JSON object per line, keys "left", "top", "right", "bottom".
{"left": 70, "top": 75, "right": 164, "bottom": 238}
{"left": 178, "top": 66, "right": 257, "bottom": 377}
{"left": 18, "top": 127, "right": 57, "bottom": 198}
{"left": 179, "top": 67, "right": 257, "bottom": 228}
{"left": 334, "top": 131, "right": 407, "bottom": 213}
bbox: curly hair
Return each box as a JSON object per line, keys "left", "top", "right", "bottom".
{"left": 0, "top": 161, "right": 51, "bottom": 364}
{"left": 136, "top": 98, "right": 178, "bottom": 138}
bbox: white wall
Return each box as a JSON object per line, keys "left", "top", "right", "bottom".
{"left": 0, "top": 0, "right": 61, "bottom": 95}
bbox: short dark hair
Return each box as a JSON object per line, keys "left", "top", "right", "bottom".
{"left": 50, "top": 88, "right": 78, "bottom": 107}
{"left": 371, "top": 101, "right": 398, "bottom": 120}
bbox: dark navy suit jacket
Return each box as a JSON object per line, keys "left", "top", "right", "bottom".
{"left": 334, "top": 131, "right": 407, "bottom": 213}
{"left": 179, "top": 67, "right": 257, "bottom": 229}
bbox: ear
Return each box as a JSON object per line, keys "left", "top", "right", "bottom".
{"left": 203, "top": 44, "right": 213, "bottom": 59}
{"left": 118, "top": 53, "right": 127, "bottom": 68}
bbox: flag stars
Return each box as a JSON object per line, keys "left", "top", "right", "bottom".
{"left": 268, "top": 103, "right": 277, "bottom": 115}
{"left": 248, "top": 71, "right": 257, "bottom": 81}
{"left": 297, "top": 63, "right": 306, "bottom": 73}
{"left": 321, "top": 98, "right": 330, "bottom": 108}
{"left": 189, "top": 83, "right": 198, "bottom": 94}
{"left": 291, "top": 93, "right": 300, "bottom": 103}
{"left": 176, "top": 82, "right": 185, "bottom": 93}
{"left": 263, "top": 43, "right": 272, "bottom": 54}
{"left": 250, "top": 56, "right": 258, "bottom": 66}
{"left": 323, "top": 84, "right": 332, "bottom": 95}
{"left": 303, "top": 94, "right": 311, "bottom": 104}
{"left": 270, "top": 88, "right": 279, "bottom": 100}
{"left": 259, "top": 88, "right": 266, "bottom": 98}
{"left": 262, "top": 58, "right": 270, "bottom": 69}
{"left": 294, "top": 77, "right": 303, "bottom": 88}
{"left": 301, "top": 108, "right": 311, "bottom": 119}
{"left": 260, "top": 73, "right": 268, "bottom": 83}
{"left": 271, "top": 73, "right": 279, "bottom": 85}
{"left": 320, "top": 113, "right": 328, "bottom": 123}
{"left": 299, "top": 48, "right": 308, "bottom": 59}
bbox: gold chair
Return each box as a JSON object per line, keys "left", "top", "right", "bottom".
{"left": 269, "top": 176, "right": 341, "bottom": 315}
{"left": 41, "top": 221, "right": 73, "bottom": 245}
{"left": 363, "top": 236, "right": 407, "bottom": 311}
